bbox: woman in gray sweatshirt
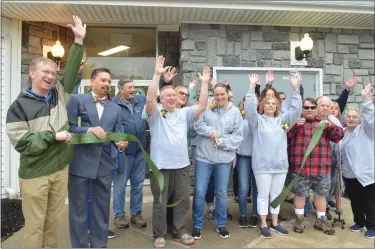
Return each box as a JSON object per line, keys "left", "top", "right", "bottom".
{"left": 192, "top": 83, "right": 243, "bottom": 240}
{"left": 244, "top": 73, "right": 302, "bottom": 238}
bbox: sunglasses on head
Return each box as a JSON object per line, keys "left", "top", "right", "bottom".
{"left": 303, "top": 106, "right": 316, "bottom": 110}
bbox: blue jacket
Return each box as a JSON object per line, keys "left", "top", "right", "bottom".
{"left": 112, "top": 93, "right": 147, "bottom": 171}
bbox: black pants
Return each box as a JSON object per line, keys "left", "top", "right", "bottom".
{"left": 344, "top": 177, "right": 375, "bottom": 229}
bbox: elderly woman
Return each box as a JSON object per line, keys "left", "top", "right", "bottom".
{"left": 338, "top": 84, "right": 374, "bottom": 239}
{"left": 192, "top": 83, "right": 243, "bottom": 240}
{"left": 245, "top": 73, "right": 302, "bottom": 238}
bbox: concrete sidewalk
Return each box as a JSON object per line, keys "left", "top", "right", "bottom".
{"left": 2, "top": 187, "right": 374, "bottom": 248}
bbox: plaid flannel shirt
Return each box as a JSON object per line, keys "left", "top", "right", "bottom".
{"left": 287, "top": 117, "right": 344, "bottom": 177}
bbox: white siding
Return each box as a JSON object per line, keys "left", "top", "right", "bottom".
{"left": 1, "top": 17, "right": 12, "bottom": 198}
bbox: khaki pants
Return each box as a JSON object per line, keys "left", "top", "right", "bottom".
{"left": 20, "top": 166, "right": 68, "bottom": 248}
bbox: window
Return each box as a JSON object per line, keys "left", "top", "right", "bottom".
{"left": 82, "top": 27, "right": 156, "bottom": 80}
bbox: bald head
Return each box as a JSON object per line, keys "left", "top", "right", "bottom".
{"left": 317, "top": 96, "right": 332, "bottom": 118}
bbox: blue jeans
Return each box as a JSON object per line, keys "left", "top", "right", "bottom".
{"left": 236, "top": 155, "right": 258, "bottom": 216}
{"left": 113, "top": 152, "right": 146, "bottom": 217}
{"left": 205, "top": 175, "right": 215, "bottom": 204}
{"left": 193, "top": 160, "right": 232, "bottom": 229}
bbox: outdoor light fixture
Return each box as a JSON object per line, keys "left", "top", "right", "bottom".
{"left": 295, "top": 33, "right": 313, "bottom": 61}
{"left": 52, "top": 40, "right": 65, "bottom": 71}
{"left": 98, "top": 45, "right": 130, "bottom": 56}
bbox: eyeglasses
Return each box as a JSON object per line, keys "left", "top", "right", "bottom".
{"left": 179, "top": 91, "right": 189, "bottom": 97}
{"left": 303, "top": 106, "right": 316, "bottom": 110}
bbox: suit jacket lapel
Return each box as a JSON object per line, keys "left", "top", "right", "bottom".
{"left": 83, "top": 93, "right": 100, "bottom": 127}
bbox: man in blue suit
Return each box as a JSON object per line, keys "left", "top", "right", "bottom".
{"left": 112, "top": 79, "right": 147, "bottom": 229}
{"left": 67, "top": 68, "right": 127, "bottom": 248}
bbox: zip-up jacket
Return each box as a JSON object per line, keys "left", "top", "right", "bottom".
{"left": 6, "top": 43, "right": 83, "bottom": 179}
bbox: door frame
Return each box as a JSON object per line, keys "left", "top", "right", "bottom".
{"left": 213, "top": 67, "right": 324, "bottom": 98}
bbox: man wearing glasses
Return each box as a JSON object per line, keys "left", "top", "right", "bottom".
{"left": 287, "top": 97, "right": 344, "bottom": 236}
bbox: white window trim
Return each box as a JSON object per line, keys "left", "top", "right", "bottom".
{"left": 4, "top": 19, "right": 22, "bottom": 198}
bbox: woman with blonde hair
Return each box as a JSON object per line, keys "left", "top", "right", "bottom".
{"left": 244, "top": 73, "right": 302, "bottom": 238}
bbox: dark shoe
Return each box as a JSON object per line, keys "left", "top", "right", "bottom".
{"left": 328, "top": 201, "right": 336, "bottom": 208}
{"left": 192, "top": 228, "right": 201, "bottom": 240}
{"left": 270, "top": 224, "right": 289, "bottom": 235}
{"left": 260, "top": 227, "right": 271, "bottom": 238}
{"left": 216, "top": 227, "right": 230, "bottom": 239}
{"left": 239, "top": 215, "right": 248, "bottom": 228}
{"left": 114, "top": 215, "right": 129, "bottom": 228}
{"left": 326, "top": 208, "right": 332, "bottom": 220}
{"left": 227, "top": 209, "right": 233, "bottom": 220}
{"left": 365, "top": 229, "right": 375, "bottom": 239}
{"left": 350, "top": 224, "right": 364, "bottom": 232}
{"left": 108, "top": 230, "right": 116, "bottom": 239}
{"left": 293, "top": 214, "right": 307, "bottom": 233}
{"left": 131, "top": 213, "right": 147, "bottom": 228}
{"left": 314, "top": 216, "right": 335, "bottom": 235}
{"left": 248, "top": 215, "right": 258, "bottom": 228}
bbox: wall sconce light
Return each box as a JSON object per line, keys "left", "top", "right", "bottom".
{"left": 295, "top": 33, "right": 313, "bottom": 61}
{"left": 52, "top": 40, "right": 65, "bottom": 71}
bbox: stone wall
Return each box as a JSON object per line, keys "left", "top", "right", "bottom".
{"left": 180, "top": 24, "right": 375, "bottom": 106}
{"left": 21, "top": 21, "right": 74, "bottom": 89}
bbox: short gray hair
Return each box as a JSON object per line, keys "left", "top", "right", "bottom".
{"left": 29, "top": 57, "right": 56, "bottom": 72}
{"left": 117, "top": 79, "right": 133, "bottom": 89}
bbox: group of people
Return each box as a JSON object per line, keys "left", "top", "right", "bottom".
{"left": 5, "top": 15, "right": 375, "bottom": 249}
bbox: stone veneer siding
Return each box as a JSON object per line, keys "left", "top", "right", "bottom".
{"left": 180, "top": 24, "right": 374, "bottom": 193}
{"left": 180, "top": 24, "right": 374, "bottom": 106}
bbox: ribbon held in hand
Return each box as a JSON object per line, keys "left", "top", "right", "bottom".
{"left": 270, "top": 121, "right": 326, "bottom": 208}
{"left": 69, "top": 132, "right": 178, "bottom": 208}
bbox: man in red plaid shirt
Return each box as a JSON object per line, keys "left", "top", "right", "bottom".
{"left": 287, "top": 97, "right": 344, "bottom": 235}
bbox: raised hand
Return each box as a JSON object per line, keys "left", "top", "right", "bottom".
{"left": 223, "top": 80, "right": 231, "bottom": 87}
{"left": 67, "top": 15, "right": 86, "bottom": 44}
{"left": 344, "top": 76, "right": 357, "bottom": 91}
{"left": 163, "top": 66, "right": 177, "bottom": 83}
{"left": 249, "top": 73, "right": 260, "bottom": 89}
{"left": 154, "top": 56, "right": 166, "bottom": 76}
{"left": 189, "top": 80, "right": 198, "bottom": 88}
{"left": 289, "top": 75, "right": 299, "bottom": 91}
{"left": 210, "top": 77, "right": 217, "bottom": 87}
{"left": 198, "top": 66, "right": 211, "bottom": 84}
{"left": 266, "top": 71, "right": 275, "bottom": 84}
{"left": 361, "top": 84, "right": 374, "bottom": 101}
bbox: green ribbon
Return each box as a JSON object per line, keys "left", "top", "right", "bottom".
{"left": 270, "top": 121, "right": 326, "bottom": 208}
{"left": 69, "top": 132, "right": 178, "bottom": 207}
